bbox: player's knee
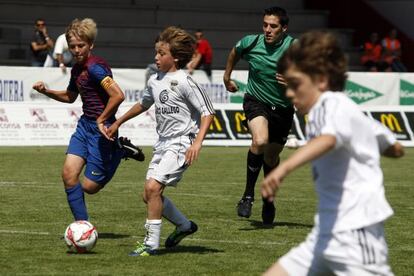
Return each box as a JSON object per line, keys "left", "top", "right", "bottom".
{"left": 144, "top": 180, "right": 163, "bottom": 200}
{"left": 61, "top": 169, "right": 79, "bottom": 187}
{"left": 252, "top": 136, "right": 268, "bottom": 149}
{"left": 82, "top": 179, "right": 101, "bottom": 194}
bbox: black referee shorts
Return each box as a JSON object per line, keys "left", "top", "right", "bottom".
{"left": 243, "top": 93, "right": 294, "bottom": 145}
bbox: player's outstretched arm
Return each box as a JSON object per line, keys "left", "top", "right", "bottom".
{"left": 185, "top": 114, "right": 214, "bottom": 166}
{"left": 371, "top": 119, "right": 405, "bottom": 158}
{"left": 223, "top": 47, "right": 240, "bottom": 93}
{"left": 105, "top": 102, "right": 148, "bottom": 140}
{"left": 383, "top": 142, "right": 404, "bottom": 158}
{"left": 32, "top": 81, "right": 78, "bottom": 103}
{"left": 261, "top": 134, "right": 336, "bottom": 202}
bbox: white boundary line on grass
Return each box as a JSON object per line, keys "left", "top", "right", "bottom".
{"left": 0, "top": 229, "right": 289, "bottom": 246}
{"left": 0, "top": 229, "right": 50, "bottom": 235}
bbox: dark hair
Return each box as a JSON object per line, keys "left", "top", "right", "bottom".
{"left": 264, "top": 6, "right": 289, "bottom": 26}
{"left": 279, "top": 30, "right": 348, "bottom": 91}
{"left": 158, "top": 26, "right": 196, "bottom": 69}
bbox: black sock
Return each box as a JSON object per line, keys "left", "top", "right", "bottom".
{"left": 262, "top": 159, "right": 280, "bottom": 205}
{"left": 262, "top": 158, "right": 279, "bottom": 177}
{"left": 243, "top": 150, "right": 263, "bottom": 199}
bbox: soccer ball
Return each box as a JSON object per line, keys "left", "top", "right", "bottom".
{"left": 64, "top": 220, "right": 98, "bottom": 253}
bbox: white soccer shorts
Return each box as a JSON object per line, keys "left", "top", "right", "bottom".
{"left": 279, "top": 222, "right": 394, "bottom": 275}
{"left": 146, "top": 135, "right": 193, "bottom": 186}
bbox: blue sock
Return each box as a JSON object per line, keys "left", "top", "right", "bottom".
{"left": 65, "top": 183, "right": 88, "bottom": 221}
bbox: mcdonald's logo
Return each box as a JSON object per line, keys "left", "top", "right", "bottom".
{"left": 209, "top": 116, "right": 223, "bottom": 131}
{"left": 234, "top": 112, "right": 247, "bottom": 132}
{"left": 380, "top": 113, "right": 402, "bottom": 132}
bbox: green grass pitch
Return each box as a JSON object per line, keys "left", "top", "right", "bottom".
{"left": 0, "top": 146, "right": 413, "bottom": 275}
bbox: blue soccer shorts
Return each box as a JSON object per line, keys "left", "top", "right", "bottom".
{"left": 67, "top": 116, "right": 123, "bottom": 185}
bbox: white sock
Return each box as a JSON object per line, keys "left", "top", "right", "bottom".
{"left": 143, "top": 219, "right": 162, "bottom": 249}
{"left": 162, "top": 197, "right": 191, "bottom": 231}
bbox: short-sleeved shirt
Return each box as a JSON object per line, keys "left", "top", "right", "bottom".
{"left": 141, "top": 70, "right": 215, "bottom": 138}
{"left": 197, "top": 39, "right": 212, "bottom": 65}
{"left": 235, "top": 34, "right": 294, "bottom": 108}
{"left": 30, "top": 30, "right": 49, "bottom": 63}
{"left": 307, "top": 92, "right": 394, "bottom": 234}
{"left": 67, "top": 55, "right": 114, "bottom": 121}
{"left": 53, "top": 33, "right": 72, "bottom": 65}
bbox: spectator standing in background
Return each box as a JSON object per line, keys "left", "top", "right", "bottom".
{"left": 187, "top": 29, "right": 213, "bottom": 80}
{"left": 53, "top": 33, "right": 73, "bottom": 73}
{"left": 30, "top": 18, "right": 54, "bottom": 67}
{"left": 360, "top": 32, "right": 389, "bottom": 72}
{"left": 382, "top": 28, "right": 407, "bottom": 72}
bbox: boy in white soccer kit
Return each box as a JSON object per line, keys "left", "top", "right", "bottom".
{"left": 106, "top": 26, "right": 214, "bottom": 256}
{"left": 261, "top": 31, "right": 404, "bottom": 275}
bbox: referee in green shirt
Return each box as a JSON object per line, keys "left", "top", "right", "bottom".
{"left": 223, "top": 6, "right": 295, "bottom": 225}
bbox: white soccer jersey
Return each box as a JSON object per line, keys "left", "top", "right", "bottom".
{"left": 306, "top": 92, "right": 394, "bottom": 234}
{"left": 141, "top": 70, "right": 215, "bottom": 138}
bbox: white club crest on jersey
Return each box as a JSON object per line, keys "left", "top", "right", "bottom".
{"left": 159, "top": 90, "right": 169, "bottom": 103}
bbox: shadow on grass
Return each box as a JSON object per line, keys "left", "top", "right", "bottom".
{"left": 66, "top": 251, "right": 97, "bottom": 255}
{"left": 99, "top": 232, "right": 131, "bottom": 239}
{"left": 239, "top": 220, "right": 313, "bottom": 230}
{"left": 156, "top": 245, "right": 224, "bottom": 255}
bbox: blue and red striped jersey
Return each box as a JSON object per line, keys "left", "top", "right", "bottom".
{"left": 67, "top": 55, "right": 114, "bottom": 120}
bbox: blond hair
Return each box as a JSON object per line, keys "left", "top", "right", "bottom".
{"left": 66, "top": 18, "right": 98, "bottom": 45}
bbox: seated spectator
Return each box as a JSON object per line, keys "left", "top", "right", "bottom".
{"left": 53, "top": 33, "right": 73, "bottom": 73}
{"left": 360, "top": 32, "right": 389, "bottom": 72}
{"left": 382, "top": 29, "right": 407, "bottom": 72}
{"left": 30, "top": 18, "right": 54, "bottom": 67}
{"left": 186, "top": 29, "right": 213, "bottom": 79}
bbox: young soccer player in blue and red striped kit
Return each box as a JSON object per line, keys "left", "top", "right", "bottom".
{"left": 32, "top": 18, "right": 144, "bottom": 223}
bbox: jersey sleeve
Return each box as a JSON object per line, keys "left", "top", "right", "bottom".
{"left": 318, "top": 97, "right": 352, "bottom": 148}
{"left": 371, "top": 118, "right": 397, "bottom": 153}
{"left": 234, "top": 35, "right": 258, "bottom": 56}
{"left": 88, "top": 63, "right": 113, "bottom": 86}
{"left": 140, "top": 87, "right": 154, "bottom": 108}
{"left": 184, "top": 75, "right": 215, "bottom": 117}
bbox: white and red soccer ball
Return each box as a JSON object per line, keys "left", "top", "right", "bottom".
{"left": 64, "top": 220, "right": 98, "bottom": 253}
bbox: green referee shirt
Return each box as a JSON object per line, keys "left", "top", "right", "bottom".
{"left": 235, "top": 33, "right": 294, "bottom": 108}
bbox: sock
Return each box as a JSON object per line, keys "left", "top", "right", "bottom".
{"left": 162, "top": 197, "right": 191, "bottom": 231}
{"left": 144, "top": 219, "right": 162, "bottom": 249}
{"left": 262, "top": 158, "right": 279, "bottom": 177}
{"left": 65, "top": 183, "right": 88, "bottom": 221}
{"left": 243, "top": 150, "right": 263, "bottom": 199}
{"left": 262, "top": 160, "right": 279, "bottom": 205}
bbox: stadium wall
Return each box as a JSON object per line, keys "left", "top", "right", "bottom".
{"left": 1, "top": 66, "right": 414, "bottom": 146}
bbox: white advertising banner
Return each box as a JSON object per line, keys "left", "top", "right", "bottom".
{"left": 400, "top": 73, "right": 414, "bottom": 105}
{"left": 1, "top": 102, "right": 414, "bottom": 147}
{"left": 1, "top": 66, "right": 414, "bottom": 146}
{"left": 0, "top": 102, "right": 157, "bottom": 146}
{"left": 0, "top": 66, "right": 412, "bottom": 106}
{"left": 345, "top": 72, "right": 400, "bottom": 105}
